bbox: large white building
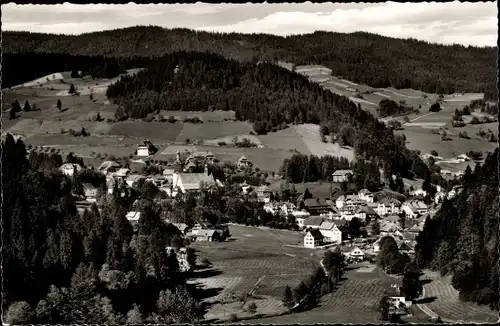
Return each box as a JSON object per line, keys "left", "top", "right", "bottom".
{"left": 304, "top": 229, "right": 324, "bottom": 248}
{"left": 318, "top": 221, "right": 342, "bottom": 244}
{"left": 401, "top": 200, "right": 428, "bottom": 219}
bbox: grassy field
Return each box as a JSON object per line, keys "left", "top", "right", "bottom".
{"left": 243, "top": 263, "right": 397, "bottom": 324}
{"left": 420, "top": 270, "right": 498, "bottom": 323}
{"left": 189, "top": 225, "right": 319, "bottom": 322}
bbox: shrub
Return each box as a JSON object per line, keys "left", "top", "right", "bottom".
{"left": 430, "top": 150, "right": 439, "bottom": 156}
{"left": 429, "top": 103, "right": 441, "bottom": 112}
{"left": 458, "top": 131, "right": 470, "bottom": 139}
{"left": 229, "top": 314, "right": 238, "bottom": 322}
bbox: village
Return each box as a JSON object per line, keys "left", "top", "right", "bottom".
{"left": 49, "top": 136, "right": 468, "bottom": 321}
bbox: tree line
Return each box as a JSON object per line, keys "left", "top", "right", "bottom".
{"left": 1, "top": 134, "right": 204, "bottom": 324}
{"left": 106, "top": 51, "right": 431, "bottom": 180}
{"left": 3, "top": 27, "right": 496, "bottom": 95}
{"left": 415, "top": 149, "right": 499, "bottom": 310}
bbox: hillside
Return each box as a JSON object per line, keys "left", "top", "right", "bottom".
{"left": 3, "top": 27, "right": 497, "bottom": 96}
{"left": 415, "top": 148, "right": 499, "bottom": 310}
{"left": 104, "top": 50, "right": 429, "bottom": 180}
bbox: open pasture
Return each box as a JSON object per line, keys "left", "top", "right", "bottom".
{"left": 156, "top": 145, "right": 294, "bottom": 172}
{"left": 190, "top": 225, "right": 318, "bottom": 321}
{"left": 394, "top": 126, "right": 497, "bottom": 161}
{"left": 258, "top": 128, "right": 312, "bottom": 154}
{"left": 244, "top": 264, "right": 387, "bottom": 324}
{"left": 204, "top": 134, "right": 263, "bottom": 147}
{"left": 108, "top": 121, "right": 184, "bottom": 141}
{"left": 420, "top": 272, "right": 498, "bottom": 323}
{"left": 175, "top": 121, "right": 253, "bottom": 142}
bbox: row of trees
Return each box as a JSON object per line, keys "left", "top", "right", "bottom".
{"left": 4, "top": 27, "right": 496, "bottom": 94}
{"left": 377, "top": 99, "right": 417, "bottom": 118}
{"left": 106, "top": 51, "right": 431, "bottom": 180}
{"left": 414, "top": 150, "right": 499, "bottom": 310}
{"left": 282, "top": 249, "right": 347, "bottom": 312}
{"left": 2, "top": 134, "right": 204, "bottom": 324}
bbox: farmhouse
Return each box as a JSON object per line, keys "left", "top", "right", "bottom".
{"left": 377, "top": 198, "right": 402, "bottom": 216}
{"left": 332, "top": 169, "right": 353, "bottom": 183}
{"left": 401, "top": 200, "right": 428, "bottom": 218}
{"left": 237, "top": 156, "right": 253, "bottom": 169}
{"left": 98, "top": 161, "right": 121, "bottom": 175}
{"left": 195, "top": 229, "right": 220, "bottom": 242}
{"left": 344, "top": 246, "right": 365, "bottom": 262}
{"left": 59, "top": 163, "right": 83, "bottom": 177}
{"left": 163, "top": 168, "right": 175, "bottom": 183}
{"left": 82, "top": 183, "right": 97, "bottom": 202}
{"left": 136, "top": 139, "right": 158, "bottom": 157}
{"left": 106, "top": 175, "right": 127, "bottom": 194}
{"left": 319, "top": 221, "right": 342, "bottom": 244}
{"left": 304, "top": 229, "right": 324, "bottom": 248}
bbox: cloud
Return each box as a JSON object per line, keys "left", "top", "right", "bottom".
{"left": 2, "top": 1, "right": 497, "bottom": 47}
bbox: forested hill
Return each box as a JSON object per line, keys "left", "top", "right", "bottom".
{"left": 3, "top": 26, "right": 497, "bottom": 95}
{"left": 106, "top": 50, "right": 429, "bottom": 180}
{"left": 415, "top": 148, "right": 499, "bottom": 310}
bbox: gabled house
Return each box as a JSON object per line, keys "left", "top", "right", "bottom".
{"left": 379, "top": 220, "right": 402, "bottom": 236}
{"left": 185, "top": 151, "right": 216, "bottom": 165}
{"left": 401, "top": 200, "right": 428, "bottom": 219}
{"left": 195, "top": 229, "right": 220, "bottom": 242}
{"left": 409, "top": 188, "right": 427, "bottom": 197}
{"left": 59, "top": 163, "right": 83, "bottom": 177}
{"left": 304, "top": 229, "right": 324, "bottom": 248}
{"left": 163, "top": 168, "right": 176, "bottom": 183}
{"left": 136, "top": 139, "right": 158, "bottom": 157}
{"left": 377, "top": 198, "right": 402, "bottom": 216}
{"left": 98, "top": 161, "right": 121, "bottom": 175}
{"left": 332, "top": 169, "right": 353, "bottom": 183}
{"left": 82, "top": 183, "right": 97, "bottom": 202}
{"left": 172, "top": 166, "right": 221, "bottom": 195}
{"left": 303, "top": 216, "right": 324, "bottom": 230}
{"left": 106, "top": 175, "right": 126, "bottom": 194}
{"left": 345, "top": 246, "right": 365, "bottom": 262}
{"left": 237, "top": 156, "right": 253, "bottom": 169}
{"left": 319, "top": 221, "right": 342, "bottom": 244}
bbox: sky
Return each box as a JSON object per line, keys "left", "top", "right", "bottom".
{"left": 2, "top": 1, "right": 498, "bottom": 47}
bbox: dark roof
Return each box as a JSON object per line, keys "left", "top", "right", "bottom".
{"left": 331, "top": 219, "right": 348, "bottom": 227}
{"left": 82, "top": 183, "right": 96, "bottom": 190}
{"left": 304, "top": 216, "right": 324, "bottom": 227}
{"left": 307, "top": 229, "right": 324, "bottom": 239}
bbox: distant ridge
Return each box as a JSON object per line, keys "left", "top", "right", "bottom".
{"left": 3, "top": 26, "right": 496, "bottom": 96}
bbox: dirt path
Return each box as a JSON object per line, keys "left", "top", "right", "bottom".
{"left": 408, "top": 112, "right": 434, "bottom": 123}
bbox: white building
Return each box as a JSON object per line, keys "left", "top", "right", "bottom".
{"left": 136, "top": 140, "right": 157, "bottom": 157}
{"left": 319, "top": 221, "right": 342, "bottom": 244}
{"left": 401, "top": 200, "right": 428, "bottom": 219}
{"left": 304, "top": 229, "right": 324, "bottom": 248}
{"left": 409, "top": 188, "right": 427, "bottom": 197}
{"left": 171, "top": 166, "right": 221, "bottom": 196}
{"left": 358, "top": 189, "right": 374, "bottom": 203}
{"left": 59, "top": 163, "right": 83, "bottom": 177}
{"left": 126, "top": 211, "right": 141, "bottom": 227}
{"left": 82, "top": 183, "right": 97, "bottom": 202}
{"left": 377, "top": 198, "right": 402, "bottom": 216}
